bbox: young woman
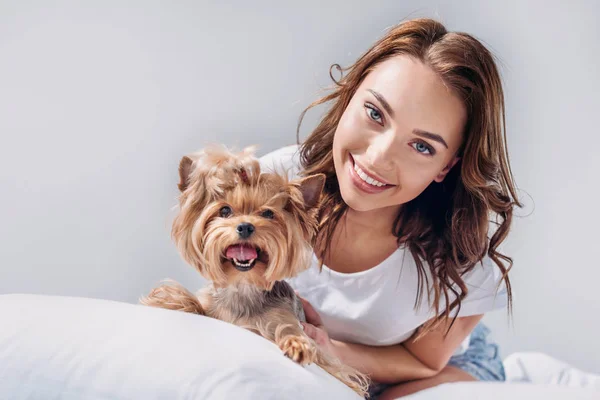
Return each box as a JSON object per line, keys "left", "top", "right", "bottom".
{"left": 261, "top": 18, "right": 520, "bottom": 399}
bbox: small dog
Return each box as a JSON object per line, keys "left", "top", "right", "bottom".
{"left": 140, "top": 145, "right": 369, "bottom": 396}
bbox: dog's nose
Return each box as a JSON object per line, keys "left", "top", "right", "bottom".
{"left": 236, "top": 223, "right": 255, "bottom": 239}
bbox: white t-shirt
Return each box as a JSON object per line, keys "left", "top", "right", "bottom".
{"left": 260, "top": 145, "right": 507, "bottom": 352}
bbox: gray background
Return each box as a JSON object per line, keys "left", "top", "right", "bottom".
{"left": 1, "top": 1, "right": 598, "bottom": 373}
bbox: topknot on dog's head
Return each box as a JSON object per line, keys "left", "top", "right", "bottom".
{"left": 177, "top": 144, "right": 261, "bottom": 202}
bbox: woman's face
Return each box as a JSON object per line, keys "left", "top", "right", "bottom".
{"left": 333, "top": 55, "right": 467, "bottom": 213}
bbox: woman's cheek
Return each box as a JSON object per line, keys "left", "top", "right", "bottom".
{"left": 343, "top": 106, "right": 369, "bottom": 139}
{"left": 403, "top": 165, "right": 437, "bottom": 197}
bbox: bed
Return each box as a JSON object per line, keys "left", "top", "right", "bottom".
{"left": 0, "top": 294, "right": 596, "bottom": 399}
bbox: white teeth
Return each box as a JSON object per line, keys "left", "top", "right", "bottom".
{"left": 233, "top": 258, "right": 256, "bottom": 267}
{"left": 353, "top": 162, "right": 385, "bottom": 187}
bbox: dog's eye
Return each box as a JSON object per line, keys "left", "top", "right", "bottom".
{"left": 219, "top": 206, "right": 232, "bottom": 218}
{"left": 260, "top": 209, "right": 274, "bottom": 219}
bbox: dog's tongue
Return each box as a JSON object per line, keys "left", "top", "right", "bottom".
{"left": 226, "top": 244, "right": 257, "bottom": 261}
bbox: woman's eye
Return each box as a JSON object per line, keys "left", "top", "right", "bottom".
{"left": 365, "top": 104, "right": 383, "bottom": 124}
{"left": 412, "top": 142, "right": 434, "bottom": 155}
{"left": 219, "top": 206, "right": 232, "bottom": 218}
{"left": 261, "top": 209, "right": 274, "bottom": 219}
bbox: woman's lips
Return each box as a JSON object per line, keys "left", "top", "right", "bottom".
{"left": 347, "top": 154, "right": 394, "bottom": 194}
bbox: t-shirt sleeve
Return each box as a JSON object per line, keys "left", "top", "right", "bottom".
{"left": 455, "top": 255, "right": 509, "bottom": 317}
{"left": 258, "top": 144, "right": 302, "bottom": 180}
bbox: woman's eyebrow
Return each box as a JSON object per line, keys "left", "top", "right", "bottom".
{"left": 413, "top": 129, "right": 449, "bottom": 149}
{"left": 368, "top": 88, "right": 449, "bottom": 149}
{"left": 367, "top": 89, "right": 395, "bottom": 118}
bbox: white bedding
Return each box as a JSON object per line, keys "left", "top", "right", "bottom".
{"left": 0, "top": 294, "right": 361, "bottom": 400}
{"left": 403, "top": 382, "right": 597, "bottom": 399}
{"left": 0, "top": 294, "right": 596, "bottom": 400}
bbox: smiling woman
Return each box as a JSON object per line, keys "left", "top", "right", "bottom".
{"left": 261, "top": 17, "right": 520, "bottom": 399}
{"left": 332, "top": 55, "right": 466, "bottom": 214}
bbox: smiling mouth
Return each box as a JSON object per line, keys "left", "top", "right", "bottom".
{"left": 224, "top": 243, "right": 267, "bottom": 272}
{"left": 349, "top": 154, "right": 393, "bottom": 187}
{"left": 348, "top": 154, "right": 395, "bottom": 193}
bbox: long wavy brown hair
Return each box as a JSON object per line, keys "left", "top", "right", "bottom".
{"left": 296, "top": 18, "right": 522, "bottom": 336}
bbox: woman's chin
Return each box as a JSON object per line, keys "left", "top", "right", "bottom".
{"left": 339, "top": 185, "right": 377, "bottom": 212}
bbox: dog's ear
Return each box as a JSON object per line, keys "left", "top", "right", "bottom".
{"left": 297, "top": 173, "right": 326, "bottom": 209}
{"left": 178, "top": 156, "right": 194, "bottom": 192}
{"left": 281, "top": 173, "right": 326, "bottom": 246}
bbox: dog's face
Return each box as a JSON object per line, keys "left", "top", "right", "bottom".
{"left": 172, "top": 145, "right": 325, "bottom": 290}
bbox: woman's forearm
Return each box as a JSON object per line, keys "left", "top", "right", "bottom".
{"left": 330, "top": 340, "right": 439, "bottom": 383}
{"left": 329, "top": 315, "right": 483, "bottom": 383}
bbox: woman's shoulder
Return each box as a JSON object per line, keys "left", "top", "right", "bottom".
{"left": 463, "top": 255, "right": 506, "bottom": 288}
{"left": 258, "top": 144, "right": 302, "bottom": 180}
{"left": 456, "top": 254, "right": 509, "bottom": 315}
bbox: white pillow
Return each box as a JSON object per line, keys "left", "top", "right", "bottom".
{"left": 0, "top": 294, "right": 362, "bottom": 400}
{"left": 3, "top": 294, "right": 595, "bottom": 400}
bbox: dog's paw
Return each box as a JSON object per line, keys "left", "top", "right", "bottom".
{"left": 280, "top": 335, "right": 317, "bottom": 365}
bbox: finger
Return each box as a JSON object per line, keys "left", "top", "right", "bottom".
{"left": 301, "top": 322, "right": 318, "bottom": 340}
{"left": 301, "top": 323, "right": 328, "bottom": 347}
{"left": 297, "top": 296, "right": 323, "bottom": 327}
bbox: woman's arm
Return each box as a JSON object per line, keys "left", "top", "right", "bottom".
{"left": 403, "top": 314, "right": 483, "bottom": 372}
{"left": 330, "top": 315, "right": 482, "bottom": 383}
{"left": 298, "top": 296, "right": 482, "bottom": 383}
{"left": 330, "top": 338, "right": 438, "bottom": 383}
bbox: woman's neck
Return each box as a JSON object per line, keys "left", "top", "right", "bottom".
{"left": 341, "top": 204, "right": 401, "bottom": 238}
{"left": 322, "top": 204, "right": 402, "bottom": 272}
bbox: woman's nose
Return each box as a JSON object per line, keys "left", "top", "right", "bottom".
{"left": 365, "top": 132, "right": 395, "bottom": 171}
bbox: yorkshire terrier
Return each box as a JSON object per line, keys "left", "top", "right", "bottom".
{"left": 140, "top": 145, "right": 369, "bottom": 396}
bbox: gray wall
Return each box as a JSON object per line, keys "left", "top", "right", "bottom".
{"left": 1, "top": 1, "right": 598, "bottom": 373}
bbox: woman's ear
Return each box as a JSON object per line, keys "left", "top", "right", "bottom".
{"left": 434, "top": 156, "right": 461, "bottom": 183}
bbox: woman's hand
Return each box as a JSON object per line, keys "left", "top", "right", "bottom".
{"left": 297, "top": 295, "right": 336, "bottom": 357}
